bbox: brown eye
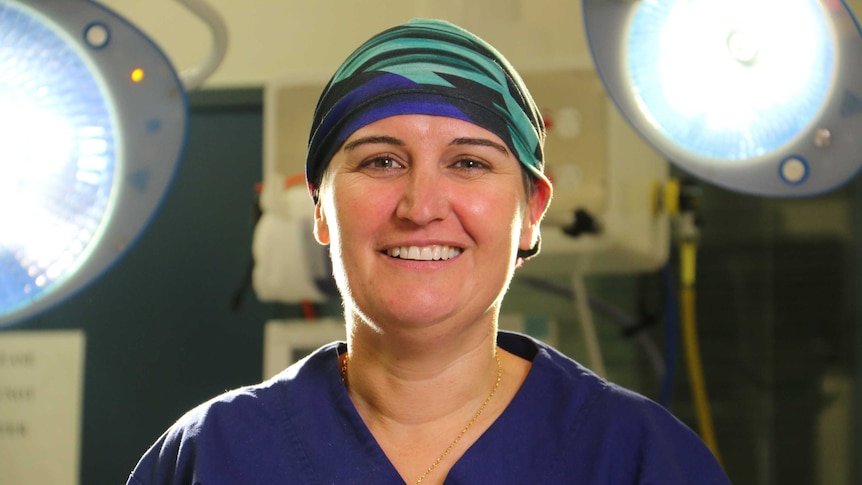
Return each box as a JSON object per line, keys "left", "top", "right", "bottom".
{"left": 362, "top": 156, "right": 403, "bottom": 170}
{"left": 375, "top": 157, "right": 399, "bottom": 169}
{"left": 453, "top": 158, "right": 490, "bottom": 171}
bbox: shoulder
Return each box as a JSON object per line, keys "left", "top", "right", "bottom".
{"left": 128, "top": 342, "right": 344, "bottom": 484}
{"left": 575, "top": 383, "right": 730, "bottom": 483}
{"left": 181, "top": 341, "right": 342, "bottom": 431}
{"left": 498, "top": 331, "right": 729, "bottom": 484}
{"left": 162, "top": 379, "right": 283, "bottom": 445}
{"left": 500, "top": 331, "right": 681, "bottom": 428}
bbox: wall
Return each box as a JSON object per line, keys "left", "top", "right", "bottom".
{"left": 99, "top": 0, "right": 591, "bottom": 88}
{"left": 97, "top": 0, "right": 862, "bottom": 90}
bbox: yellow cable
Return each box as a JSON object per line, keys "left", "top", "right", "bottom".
{"left": 663, "top": 178, "right": 681, "bottom": 216}
{"left": 679, "top": 240, "right": 697, "bottom": 287}
{"left": 678, "top": 240, "right": 724, "bottom": 466}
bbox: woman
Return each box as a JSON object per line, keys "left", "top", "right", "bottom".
{"left": 128, "top": 18, "right": 730, "bottom": 485}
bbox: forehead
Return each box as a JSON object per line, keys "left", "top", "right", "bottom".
{"left": 343, "top": 114, "right": 509, "bottom": 146}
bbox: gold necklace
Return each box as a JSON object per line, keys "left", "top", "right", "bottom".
{"left": 341, "top": 350, "right": 503, "bottom": 484}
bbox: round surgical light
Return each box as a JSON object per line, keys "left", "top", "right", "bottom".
{"left": 627, "top": 0, "right": 834, "bottom": 160}
{"left": 584, "top": 0, "right": 862, "bottom": 197}
{"left": 0, "top": 3, "right": 116, "bottom": 319}
{"left": 0, "top": 0, "right": 187, "bottom": 327}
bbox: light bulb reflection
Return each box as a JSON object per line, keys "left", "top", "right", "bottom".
{"left": 726, "top": 29, "right": 759, "bottom": 65}
{"left": 627, "top": 0, "right": 835, "bottom": 161}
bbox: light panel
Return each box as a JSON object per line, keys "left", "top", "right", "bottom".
{"left": 584, "top": 0, "right": 862, "bottom": 197}
{"left": 0, "top": 0, "right": 187, "bottom": 327}
{"left": 0, "top": 3, "right": 116, "bottom": 317}
{"left": 627, "top": 0, "right": 834, "bottom": 160}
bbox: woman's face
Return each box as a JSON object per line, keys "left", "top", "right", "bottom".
{"left": 314, "top": 114, "right": 549, "bottom": 334}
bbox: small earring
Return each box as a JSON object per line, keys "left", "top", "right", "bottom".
{"left": 516, "top": 235, "right": 541, "bottom": 260}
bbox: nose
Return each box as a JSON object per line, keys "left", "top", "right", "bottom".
{"left": 395, "top": 167, "right": 450, "bottom": 225}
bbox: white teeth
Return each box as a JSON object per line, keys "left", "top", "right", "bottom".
{"left": 386, "top": 245, "right": 462, "bottom": 261}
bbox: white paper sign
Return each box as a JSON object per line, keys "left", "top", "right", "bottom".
{"left": 0, "top": 330, "right": 85, "bottom": 485}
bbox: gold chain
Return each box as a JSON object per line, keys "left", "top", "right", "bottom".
{"left": 341, "top": 350, "right": 503, "bottom": 484}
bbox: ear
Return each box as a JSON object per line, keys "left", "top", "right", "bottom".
{"left": 313, "top": 200, "right": 330, "bottom": 245}
{"left": 519, "top": 179, "right": 552, "bottom": 252}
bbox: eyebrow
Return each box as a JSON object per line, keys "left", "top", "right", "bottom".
{"left": 451, "top": 137, "right": 509, "bottom": 154}
{"left": 342, "top": 135, "right": 404, "bottom": 152}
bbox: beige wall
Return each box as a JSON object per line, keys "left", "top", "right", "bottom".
{"left": 100, "top": 0, "right": 862, "bottom": 89}
{"left": 99, "top": 0, "right": 590, "bottom": 88}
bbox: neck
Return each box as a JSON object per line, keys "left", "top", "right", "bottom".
{"left": 344, "top": 322, "right": 499, "bottom": 425}
{"left": 342, "top": 325, "right": 506, "bottom": 485}
{"left": 340, "top": 314, "right": 532, "bottom": 484}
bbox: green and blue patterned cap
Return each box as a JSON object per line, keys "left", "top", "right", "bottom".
{"left": 306, "top": 18, "right": 549, "bottom": 200}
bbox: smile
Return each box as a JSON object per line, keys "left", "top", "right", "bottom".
{"left": 386, "top": 245, "right": 462, "bottom": 261}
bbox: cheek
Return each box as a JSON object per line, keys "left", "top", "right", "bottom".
{"left": 343, "top": 189, "right": 381, "bottom": 216}
{"left": 459, "top": 188, "right": 525, "bottom": 242}
{"left": 329, "top": 182, "right": 394, "bottom": 247}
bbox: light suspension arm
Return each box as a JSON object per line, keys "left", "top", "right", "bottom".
{"left": 174, "top": 0, "right": 228, "bottom": 91}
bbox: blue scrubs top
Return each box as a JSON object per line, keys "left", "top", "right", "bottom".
{"left": 128, "top": 332, "right": 731, "bottom": 484}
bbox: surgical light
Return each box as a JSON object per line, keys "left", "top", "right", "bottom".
{"left": 583, "top": 0, "right": 862, "bottom": 197}
{"left": 0, "top": 0, "right": 187, "bottom": 327}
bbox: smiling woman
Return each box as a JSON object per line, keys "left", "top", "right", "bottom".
{"left": 316, "top": 114, "right": 541, "bottom": 344}
{"left": 127, "top": 18, "right": 730, "bottom": 485}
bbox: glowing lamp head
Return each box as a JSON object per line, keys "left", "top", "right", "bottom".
{"left": 626, "top": 0, "right": 835, "bottom": 161}
{"left": 584, "top": 0, "right": 862, "bottom": 197}
{"left": 0, "top": 2, "right": 116, "bottom": 317}
{"left": 0, "top": 0, "right": 187, "bottom": 327}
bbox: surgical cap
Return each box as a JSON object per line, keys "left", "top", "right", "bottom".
{"left": 305, "top": 18, "right": 548, "bottom": 201}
